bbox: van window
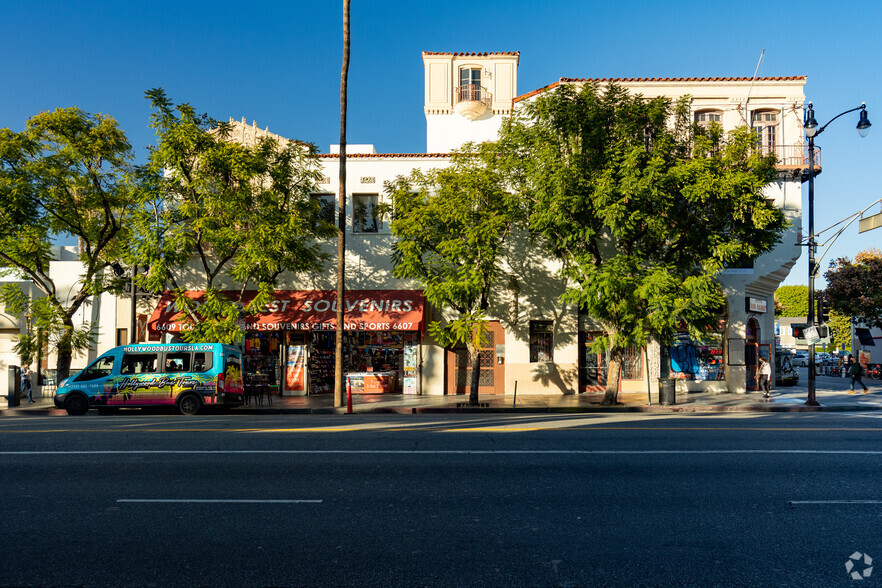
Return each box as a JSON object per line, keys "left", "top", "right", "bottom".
{"left": 77, "top": 356, "right": 115, "bottom": 382}
{"left": 121, "top": 353, "right": 157, "bottom": 374}
{"left": 165, "top": 353, "right": 191, "bottom": 372}
{"left": 193, "top": 352, "right": 212, "bottom": 373}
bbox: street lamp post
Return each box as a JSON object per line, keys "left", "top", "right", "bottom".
{"left": 802, "top": 102, "right": 871, "bottom": 406}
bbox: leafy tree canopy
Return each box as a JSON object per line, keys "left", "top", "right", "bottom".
{"left": 382, "top": 143, "right": 520, "bottom": 404}
{"left": 774, "top": 285, "right": 808, "bottom": 317}
{"left": 495, "top": 82, "right": 785, "bottom": 403}
{"left": 825, "top": 248, "right": 882, "bottom": 328}
{"left": 0, "top": 107, "right": 136, "bottom": 379}
{"left": 131, "top": 89, "right": 334, "bottom": 343}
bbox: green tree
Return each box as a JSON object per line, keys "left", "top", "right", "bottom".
{"left": 496, "top": 82, "right": 785, "bottom": 404}
{"left": 827, "top": 309, "right": 851, "bottom": 353}
{"left": 825, "top": 248, "right": 882, "bottom": 328}
{"left": 132, "top": 89, "right": 334, "bottom": 343}
{"left": 383, "top": 145, "right": 519, "bottom": 405}
{"left": 0, "top": 108, "right": 136, "bottom": 380}
{"left": 774, "top": 285, "right": 808, "bottom": 317}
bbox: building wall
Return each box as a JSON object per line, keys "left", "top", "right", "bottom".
{"left": 95, "top": 53, "right": 808, "bottom": 398}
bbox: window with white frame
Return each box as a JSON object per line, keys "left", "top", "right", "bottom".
{"left": 694, "top": 110, "right": 723, "bottom": 127}
{"left": 751, "top": 110, "right": 778, "bottom": 155}
{"left": 353, "top": 193, "right": 379, "bottom": 233}
{"left": 458, "top": 67, "right": 482, "bottom": 103}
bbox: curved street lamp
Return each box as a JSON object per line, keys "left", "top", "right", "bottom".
{"left": 802, "top": 101, "right": 870, "bottom": 406}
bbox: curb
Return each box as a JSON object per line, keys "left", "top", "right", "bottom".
{"left": 5, "top": 403, "right": 882, "bottom": 417}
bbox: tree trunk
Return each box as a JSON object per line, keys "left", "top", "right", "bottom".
{"left": 467, "top": 340, "right": 481, "bottom": 406}
{"left": 333, "top": 0, "right": 350, "bottom": 408}
{"left": 602, "top": 345, "right": 624, "bottom": 406}
{"left": 55, "top": 318, "right": 75, "bottom": 383}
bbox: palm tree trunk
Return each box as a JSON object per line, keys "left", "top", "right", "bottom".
{"left": 333, "top": 0, "right": 350, "bottom": 408}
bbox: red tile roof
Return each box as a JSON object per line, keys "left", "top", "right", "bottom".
{"left": 422, "top": 51, "right": 519, "bottom": 58}
{"left": 515, "top": 76, "right": 807, "bottom": 103}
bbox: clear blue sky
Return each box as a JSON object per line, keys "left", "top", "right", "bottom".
{"left": 2, "top": 0, "right": 880, "bottom": 286}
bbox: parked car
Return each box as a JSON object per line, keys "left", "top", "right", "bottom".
{"left": 792, "top": 352, "right": 809, "bottom": 367}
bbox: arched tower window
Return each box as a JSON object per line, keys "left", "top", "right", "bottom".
{"left": 458, "top": 67, "right": 483, "bottom": 103}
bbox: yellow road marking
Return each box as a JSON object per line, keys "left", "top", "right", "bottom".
{"left": 3, "top": 426, "right": 882, "bottom": 433}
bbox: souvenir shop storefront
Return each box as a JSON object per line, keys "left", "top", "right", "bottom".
{"left": 147, "top": 290, "right": 425, "bottom": 397}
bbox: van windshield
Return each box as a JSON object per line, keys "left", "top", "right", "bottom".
{"left": 77, "top": 356, "right": 115, "bottom": 382}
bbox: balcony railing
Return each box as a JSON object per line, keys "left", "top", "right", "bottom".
{"left": 755, "top": 144, "right": 821, "bottom": 169}
{"left": 456, "top": 84, "right": 492, "bottom": 108}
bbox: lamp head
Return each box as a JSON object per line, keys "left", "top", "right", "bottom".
{"left": 804, "top": 102, "right": 819, "bottom": 138}
{"left": 857, "top": 102, "right": 871, "bottom": 138}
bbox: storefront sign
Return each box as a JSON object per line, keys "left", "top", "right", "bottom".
{"left": 746, "top": 297, "right": 767, "bottom": 313}
{"left": 148, "top": 290, "right": 425, "bottom": 339}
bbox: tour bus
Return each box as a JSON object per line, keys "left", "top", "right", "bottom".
{"left": 54, "top": 343, "right": 245, "bottom": 415}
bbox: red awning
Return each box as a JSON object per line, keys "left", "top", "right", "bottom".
{"left": 147, "top": 290, "right": 425, "bottom": 339}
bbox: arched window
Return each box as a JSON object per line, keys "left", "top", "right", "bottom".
{"left": 694, "top": 109, "right": 723, "bottom": 128}
{"left": 751, "top": 110, "right": 779, "bottom": 155}
{"left": 458, "top": 67, "right": 482, "bottom": 103}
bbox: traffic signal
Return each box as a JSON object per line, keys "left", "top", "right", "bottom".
{"left": 792, "top": 325, "right": 805, "bottom": 339}
{"left": 817, "top": 296, "right": 830, "bottom": 323}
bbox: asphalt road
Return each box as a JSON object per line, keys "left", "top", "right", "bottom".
{"left": 4, "top": 412, "right": 882, "bottom": 587}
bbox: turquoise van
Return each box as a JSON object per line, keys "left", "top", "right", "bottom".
{"left": 54, "top": 343, "right": 245, "bottom": 415}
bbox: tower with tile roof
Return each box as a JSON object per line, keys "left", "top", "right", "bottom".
{"left": 422, "top": 51, "right": 519, "bottom": 153}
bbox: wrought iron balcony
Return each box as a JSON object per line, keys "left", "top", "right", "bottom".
{"left": 754, "top": 144, "right": 822, "bottom": 178}
{"left": 454, "top": 84, "right": 492, "bottom": 120}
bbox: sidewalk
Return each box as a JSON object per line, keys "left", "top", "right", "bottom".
{"left": 4, "top": 374, "right": 882, "bottom": 416}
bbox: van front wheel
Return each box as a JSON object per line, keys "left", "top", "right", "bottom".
{"left": 178, "top": 393, "right": 202, "bottom": 416}
{"left": 64, "top": 394, "right": 89, "bottom": 416}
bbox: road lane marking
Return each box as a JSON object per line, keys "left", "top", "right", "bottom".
{"left": 8, "top": 449, "right": 882, "bottom": 455}
{"left": 6, "top": 426, "right": 882, "bottom": 434}
{"left": 789, "top": 500, "right": 882, "bottom": 505}
{"left": 117, "top": 499, "right": 322, "bottom": 504}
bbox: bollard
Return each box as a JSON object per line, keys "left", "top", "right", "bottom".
{"left": 346, "top": 380, "right": 353, "bottom": 414}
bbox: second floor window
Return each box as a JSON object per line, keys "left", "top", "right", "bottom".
{"left": 311, "top": 193, "right": 336, "bottom": 227}
{"left": 458, "top": 67, "right": 482, "bottom": 103}
{"left": 751, "top": 110, "right": 778, "bottom": 154}
{"left": 353, "top": 193, "right": 379, "bottom": 233}
{"left": 694, "top": 110, "right": 723, "bottom": 128}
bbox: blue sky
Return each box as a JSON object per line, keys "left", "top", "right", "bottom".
{"left": 2, "top": 0, "right": 880, "bottom": 286}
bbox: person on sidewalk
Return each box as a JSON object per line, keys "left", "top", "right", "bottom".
{"left": 849, "top": 357, "right": 869, "bottom": 394}
{"left": 21, "top": 364, "right": 33, "bottom": 403}
{"left": 757, "top": 356, "right": 772, "bottom": 398}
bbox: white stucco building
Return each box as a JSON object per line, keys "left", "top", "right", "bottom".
{"left": 5, "top": 50, "right": 810, "bottom": 400}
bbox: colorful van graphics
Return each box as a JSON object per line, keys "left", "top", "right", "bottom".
{"left": 54, "top": 343, "right": 245, "bottom": 415}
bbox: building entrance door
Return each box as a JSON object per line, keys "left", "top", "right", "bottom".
{"left": 446, "top": 321, "right": 505, "bottom": 395}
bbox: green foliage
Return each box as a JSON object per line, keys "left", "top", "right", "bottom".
{"left": 131, "top": 89, "right": 334, "bottom": 343}
{"left": 496, "top": 82, "right": 785, "bottom": 401}
{"left": 825, "top": 249, "right": 882, "bottom": 328}
{"left": 774, "top": 285, "right": 808, "bottom": 317}
{"left": 382, "top": 143, "right": 519, "bottom": 402}
{"left": 0, "top": 107, "right": 134, "bottom": 377}
{"left": 827, "top": 309, "right": 851, "bottom": 353}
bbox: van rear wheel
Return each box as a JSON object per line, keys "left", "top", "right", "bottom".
{"left": 178, "top": 393, "right": 202, "bottom": 416}
{"left": 64, "top": 395, "right": 89, "bottom": 416}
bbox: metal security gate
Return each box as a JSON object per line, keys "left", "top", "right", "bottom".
{"left": 446, "top": 321, "right": 505, "bottom": 395}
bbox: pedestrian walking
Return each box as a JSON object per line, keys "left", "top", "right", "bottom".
{"left": 757, "top": 356, "right": 772, "bottom": 398}
{"left": 21, "top": 364, "right": 33, "bottom": 403}
{"left": 849, "top": 357, "right": 869, "bottom": 394}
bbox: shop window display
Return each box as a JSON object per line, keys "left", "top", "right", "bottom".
{"left": 669, "top": 332, "right": 724, "bottom": 381}
{"left": 244, "top": 332, "right": 282, "bottom": 396}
